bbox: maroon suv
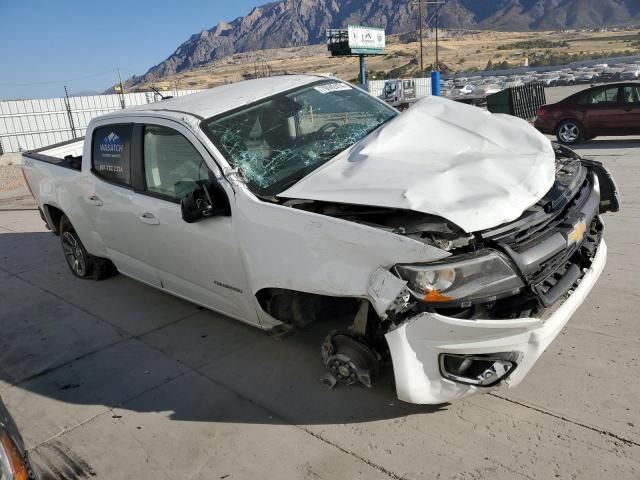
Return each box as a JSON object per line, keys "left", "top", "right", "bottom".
{"left": 534, "top": 82, "right": 640, "bottom": 144}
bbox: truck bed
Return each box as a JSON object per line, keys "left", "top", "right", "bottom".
{"left": 23, "top": 137, "right": 85, "bottom": 171}
{"left": 21, "top": 137, "right": 85, "bottom": 232}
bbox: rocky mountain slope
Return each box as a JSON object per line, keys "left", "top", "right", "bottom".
{"left": 131, "top": 0, "right": 640, "bottom": 85}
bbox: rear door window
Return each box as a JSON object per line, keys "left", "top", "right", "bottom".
{"left": 576, "top": 87, "right": 620, "bottom": 105}
{"left": 92, "top": 125, "right": 132, "bottom": 186}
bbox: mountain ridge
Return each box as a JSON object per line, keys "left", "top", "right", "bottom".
{"left": 131, "top": 0, "right": 640, "bottom": 85}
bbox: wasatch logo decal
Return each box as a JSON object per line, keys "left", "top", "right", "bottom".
{"left": 100, "top": 132, "right": 124, "bottom": 154}
{"left": 106, "top": 132, "right": 120, "bottom": 143}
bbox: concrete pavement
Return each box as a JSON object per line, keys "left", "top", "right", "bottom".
{"left": 0, "top": 138, "right": 639, "bottom": 479}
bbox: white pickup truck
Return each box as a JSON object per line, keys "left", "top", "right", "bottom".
{"left": 22, "top": 75, "right": 619, "bottom": 404}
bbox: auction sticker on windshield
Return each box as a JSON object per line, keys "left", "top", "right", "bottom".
{"left": 314, "top": 83, "right": 352, "bottom": 94}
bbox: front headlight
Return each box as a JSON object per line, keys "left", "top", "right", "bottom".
{"left": 0, "top": 430, "right": 29, "bottom": 480}
{"left": 392, "top": 250, "right": 524, "bottom": 306}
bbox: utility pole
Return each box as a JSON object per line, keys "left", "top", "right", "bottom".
{"left": 435, "top": 2, "right": 440, "bottom": 69}
{"left": 411, "top": 1, "right": 445, "bottom": 74}
{"left": 411, "top": 1, "right": 425, "bottom": 76}
{"left": 117, "top": 68, "right": 126, "bottom": 109}
{"left": 63, "top": 86, "right": 77, "bottom": 139}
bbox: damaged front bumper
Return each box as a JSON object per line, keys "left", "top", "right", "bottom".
{"left": 385, "top": 238, "right": 607, "bottom": 405}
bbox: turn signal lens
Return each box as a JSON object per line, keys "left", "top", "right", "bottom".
{"left": 423, "top": 290, "right": 454, "bottom": 303}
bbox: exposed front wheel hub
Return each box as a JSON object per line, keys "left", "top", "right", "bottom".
{"left": 321, "top": 331, "right": 380, "bottom": 389}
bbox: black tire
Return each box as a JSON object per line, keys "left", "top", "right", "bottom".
{"left": 59, "top": 215, "right": 117, "bottom": 280}
{"left": 556, "top": 120, "right": 584, "bottom": 145}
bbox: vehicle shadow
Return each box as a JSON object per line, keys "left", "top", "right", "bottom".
{"left": 0, "top": 231, "right": 447, "bottom": 428}
{"left": 573, "top": 138, "right": 640, "bottom": 150}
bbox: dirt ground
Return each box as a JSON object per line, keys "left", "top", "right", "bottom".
{"left": 0, "top": 154, "right": 24, "bottom": 200}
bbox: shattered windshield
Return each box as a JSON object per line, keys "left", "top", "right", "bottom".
{"left": 201, "top": 81, "right": 397, "bottom": 196}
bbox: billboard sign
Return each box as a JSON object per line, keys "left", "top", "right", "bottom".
{"left": 348, "top": 25, "right": 385, "bottom": 54}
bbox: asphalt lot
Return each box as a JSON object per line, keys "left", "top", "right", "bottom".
{"left": 1, "top": 137, "right": 639, "bottom": 477}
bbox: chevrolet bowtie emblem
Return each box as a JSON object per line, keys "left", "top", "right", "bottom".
{"left": 568, "top": 221, "right": 587, "bottom": 245}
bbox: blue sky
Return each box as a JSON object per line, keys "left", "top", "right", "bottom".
{"left": 0, "top": 0, "right": 262, "bottom": 100}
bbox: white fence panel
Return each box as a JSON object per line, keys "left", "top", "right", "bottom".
{"left": 0, "top": 89, "right": 202, "bottom": 154}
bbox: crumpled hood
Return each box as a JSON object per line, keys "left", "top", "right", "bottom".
{"left": 279, "top": 96, "right": 556, "bottom": 232}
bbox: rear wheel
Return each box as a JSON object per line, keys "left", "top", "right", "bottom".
{"left": 556, "top": 120, "right": 583, "bottom": 144}
{"left": 59, "top": 215, "right": 117, "bottom": 280}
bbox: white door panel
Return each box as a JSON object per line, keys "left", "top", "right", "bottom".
{"left": 133, "top": 119, "right": 257, "bottom": 324}
{"left": 92, "top": 181, "right": 161, "bottom": 287}
{"left": 133, "top": 193, "right": 253, "bottom": 321}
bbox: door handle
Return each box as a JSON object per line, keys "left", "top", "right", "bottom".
{"left": 139, "top": 212, "right": 160, "bottom": 225}
{"left": 88, "top": 195, "right": 103, "bottom": 206}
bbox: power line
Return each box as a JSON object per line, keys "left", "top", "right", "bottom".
{"left": 0, "top": 69, "right": 122, "bottom": 86}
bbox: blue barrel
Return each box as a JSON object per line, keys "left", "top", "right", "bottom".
{"left": 431, "top": 71, "right": 441, "bottom": 96}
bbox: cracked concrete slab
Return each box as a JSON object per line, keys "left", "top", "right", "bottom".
{"left": 0, "top": 275, "right": 126, "bottom": 388}
{"left": 140, "top": 309, "right": 260, "bottom": 369}
{"left": 30, "top": 371, "right": 395, "bottom": 480}
{"left": 197, "top": 326, "right": 640, "bottom": 479}
{"left": 0, "top": 265, "right": 10, "bottom": 279}
{"left": 2, "top": 338, "right": 188, "bottom": 449}
{"left": 19, "top": 262, "right": 200, "bottom": 336}
{"left": 0, "top": 230, "right": 63, "bottom": 274}
{"left": 505, "top": 323, "right": 640, "bottom": 445}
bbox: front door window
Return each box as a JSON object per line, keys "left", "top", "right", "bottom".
{"left": 143, "top": 125, "right": 210, "bottom": 201}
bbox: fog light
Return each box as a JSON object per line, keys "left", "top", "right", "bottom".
{"left": 439, "top": 353, "right": 518, "bottom": 387}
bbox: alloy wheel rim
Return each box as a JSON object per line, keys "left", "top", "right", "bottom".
{"left": 62, "top": 232, "right": 86, "bottom": 276}
{"left": 559, "top": 123, "right": 579, "bottom": 142}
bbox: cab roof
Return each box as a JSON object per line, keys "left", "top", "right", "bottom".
{"left": 110, "top": 75, "right": 327, "bottom": 121}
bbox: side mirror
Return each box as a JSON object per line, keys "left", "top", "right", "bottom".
{"left": 181, "top": 179, "right": 231, "bottom": 223}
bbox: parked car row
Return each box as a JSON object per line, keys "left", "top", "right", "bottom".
{"left": 443, "top": 60, "right": 640, "bottom": 97}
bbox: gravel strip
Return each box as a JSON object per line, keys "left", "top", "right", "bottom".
{"left": 0, "top": 165, "right": 25, "bottom": 191}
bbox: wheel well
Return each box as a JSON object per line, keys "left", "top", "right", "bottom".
{"left": 44, "top": 205, "right": 65, "bottom": 234}
{"left": 256, "top": 288, "right": 361, "bottom": 328}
